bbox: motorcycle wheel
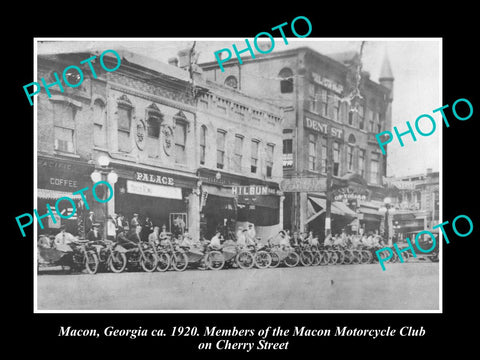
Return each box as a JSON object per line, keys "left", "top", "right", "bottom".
{"left": 312, "top": 251, "right": 321, "bottom": 266}
{"left": 361, "top": 250, "right": 372, "bottom": 264}
{"left": 140, "top": 250, "right": 158, "bottom": 272}
{"left": 109, "top": 251, "right": 127, "bottom": 273}
{"left": 156, "top": 251, "right": 171, "bottom": 272}
{"left": 284, "top": 251, "right": 300, "bottom": 267}
{"left": 236, "top": 250, "right": 255, "bottom": 269}
{"left": 269, "top": 251, "right": 280, "bottom": 268}
{"left": 171, "top": 251, "right": 188, "bottom": 272}
{"left": 352, "top": 250, "right": 362, "bottom": 264}
{"left": 328, "top": 251, "right": 338, "bottom": 265}
{"left": 336, "top": 251, "right": 345, "bottom": 265}
{"left": 319, "top": 250, "right": 329, "bottom": 266}
{"left": 254, "top": 251, "right": 272, "bottom": 269}
{"left": 85, "top": 251, "right": 99, "bottom": 274}
{"left": 343, "top": 250, "right": 353, "bottom": 265}
{"left": 206, "top": 250, "right": 225, "bottom": 270}
{"left": 299, "top": 251, "right": 313, "bottom": 266}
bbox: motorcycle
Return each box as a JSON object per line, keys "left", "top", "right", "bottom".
{"left": 124, "top": 240, "right": 158, "bottom": 272}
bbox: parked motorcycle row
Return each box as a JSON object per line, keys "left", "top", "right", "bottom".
{"left": 37, "top": 235, "right": 434, "bottom": 275}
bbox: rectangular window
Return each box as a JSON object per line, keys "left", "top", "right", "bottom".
{"left": 53, "top": 102, "right": 76, "bottom": 153}
{"left": 319, "top": 88, "right": 328, "bottom": 116}
{"left": 321, "top": 142, "right": 327, "bottom": 174}
{"left": 175, "top": 121, "right": 187, "bottom": 164}
{"left": 359, "top": 149, "right": 365, "bottom": 178}
{"left": 216, "top": 130, "right": 226, "bottom": 169}
{"left": 233, "top": 134, "right": 243, "bottom": 172}
{"left": 369, "top": 120, "right": 375, "bottom": 132}
{"left": 377, "top": 123, "right": 382, "bottom": 133}
{"left": 54, "top": 126, "right": 75, "bottom": 153}
{"left": 358, "top": 103, "right": 365, "bottom": 130}
{"left": 266, "top": 143, "right": 274, "bottom": 178}
{"left": 348, "top": 111, "right": 354, "bottom": 126}
{"left": 93, "top": 101, "right": 106, "bottom": 148}
{"left": 308, "top": 134, "right": 316, "bottom": 171}
{"left": 117, "top": 107, "right": 131, "bottom": 153}
{"left": 251, "top": 139, "right": 259, "bottom": 174}
{"left": 200, "top": 126, "right": 206, "bottom": 165}
{"left": 347, "top": 145, "right": 354, "bottom": 172}
{"left": 333, "top": 142, "right": 340, "bottom": 176}
{"left": 370, "top": 153, "right": 379, "bottom": 184}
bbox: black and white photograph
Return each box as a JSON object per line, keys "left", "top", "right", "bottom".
{"left": 33, "top": 38, "right": 441, "bottom": 312}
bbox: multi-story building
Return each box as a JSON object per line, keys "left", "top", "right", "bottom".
{"left": 36, "top": 46, "right": 284, "bottom": 240}
{"left": 200, "top": 46, "right": 394, "bottom": 239}
{"left": 385, "top": 169, "right": 440, "bottom": 239}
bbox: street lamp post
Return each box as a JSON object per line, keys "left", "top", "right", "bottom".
{"left": 379, "top": 197, "right": 394, "bottom": 246}
{"left": 90, "top": 155, "right": 118, "bottom": 240}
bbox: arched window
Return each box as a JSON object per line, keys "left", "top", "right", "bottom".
{"left": 224, "top": 75, "right": 238, "bottom": 89}
{"left": 279, "top": 68, "right": 294, "bottom": 93}
{"left": 145, "top": 103, "right": 162, "bottom": 158}
{"left": 348, "top": 134, "right": 356, "bottom": 144}
{"left": 200, "top": 125, "right": 207, "bottom": 165}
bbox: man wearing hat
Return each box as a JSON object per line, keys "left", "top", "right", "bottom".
{"left": 128, "top": 224, "right": 143, "bottom": 244}
{"left": 86, "top": 223, "right": 102, "bottom": 242}
{"left": 116, "top": 228, "right": 137, "bottom": 249}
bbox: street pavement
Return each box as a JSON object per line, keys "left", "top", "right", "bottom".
{"left": 36, "top": 262, "right": 439, "bottom": 311}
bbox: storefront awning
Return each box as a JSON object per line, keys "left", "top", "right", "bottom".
{"left": 308, "top": 197, "right": 357, "bottom": 217}
{"left": 37, "top": 188, "right": 82, "bottom": 200}
{"left": 202, "top": 184, "right": 235, "bottom": 198}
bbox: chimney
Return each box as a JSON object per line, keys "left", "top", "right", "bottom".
{"left": 168, "top": 57, "right": 178, "bottom": 67}
{"left": 177, "top": 49, "right": 191, "bottom": 69}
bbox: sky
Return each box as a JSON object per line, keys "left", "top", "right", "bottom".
{"left": 38, "top": 38, "right": 441, "bottom": 177}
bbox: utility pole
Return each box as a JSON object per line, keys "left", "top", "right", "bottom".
{"left": 325, "top": 130, "right": 333, "bottom": 238}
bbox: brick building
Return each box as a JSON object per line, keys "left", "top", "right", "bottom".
{"left": 36, "top": 45, "right": 284, "bottom": 240}
{"left": 200, "top": 46, "right": 394, "bottom": 238}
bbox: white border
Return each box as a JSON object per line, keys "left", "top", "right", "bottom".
{"left": 33, "top": 37, "right": 442, "bottom": 314}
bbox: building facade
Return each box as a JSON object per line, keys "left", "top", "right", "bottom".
{"left": 385, "top": 169, "right": 440, "bottom": 240}
{"left": 200, "top": 46, "right": 394, "bottom": 239}
{"left": 36, "top": 47, "right": 284, "bottom": 240}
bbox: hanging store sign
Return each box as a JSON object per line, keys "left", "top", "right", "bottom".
{"left": 304, "top": 117, "right": 343, "bottom": 139}
{"left": 126, "top": 180, "right": 182, "bottom": 200}
{"left": 280, "top": 177, "right": 327, "bottom": 193}
{"left": 333, "top": 188, "right": 368, "bottom": 202}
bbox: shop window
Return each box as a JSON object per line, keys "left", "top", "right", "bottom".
{"left": 224, "top": 75, "right": 238, "bottom": 89}
{"left": 266, "top": 143, "right": 274, "bottom": 178}
{"left": 308, "top": 134, "right": 316, "bottom": 171}
{"left": 93, "top": 99, "right": 106, "bottom": 149}
{"left": 279, "top": 68, "right": 293, "bottom": 93}
{"left": 358, "top": 149, "right": 365, "bottom": 178}
{"left": 175, "top": 120, "right": 187, "bottom": 164}
{"left": 233, "top": 134, "right": 243, "bottom": 172}
{"left": 216, "top": 130, "right": 226, "bottom": 169}
{"left": 53, "top": 101, "right": 76, "bottom": 153}
{"left": 251, "top": 139, "right": 259, "bottom": 174}
{"left": 370, "top": 152, "right": 380, "bottom": 184}
{"left": 333, "top": 142, "right": 340, "bottom": 176}
{"left": 200, "top": 125, "right": 207, "bottom": 165}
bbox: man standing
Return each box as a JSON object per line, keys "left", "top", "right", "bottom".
{"left": 130, "top": 213, "right": 140, "bottom": 230}
{"left": 85, "top": 211, "right": 95, "bottom": 234}
{"left": 143, "top": 216, "right": 153, "bottom": 241}
{"left": 128, "top": 224, "right": 143, "bottom": 245}
{"left": 148, "top": 225, "right": 160, "bottom": 245}
{"left": 54, "top": 225, "right": 76, "bottom": 252}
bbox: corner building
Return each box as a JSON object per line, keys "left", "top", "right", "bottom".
{"left": 37, "top": 49, "right": 199, "bottom": 237}
{"left": 200, "top": 46, "right": 394, "bottom": 238}
{"left": 36, "top": 46, "right": 284, "bottom": 241}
